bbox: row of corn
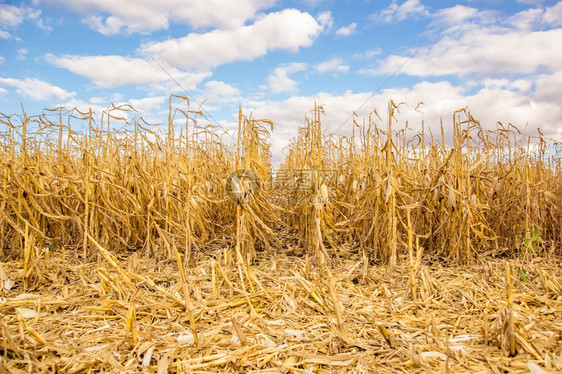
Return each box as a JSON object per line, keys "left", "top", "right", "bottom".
{"left": 1, "top": 97, "right": 560, "bottom": 266}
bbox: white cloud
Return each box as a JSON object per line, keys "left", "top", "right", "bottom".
{"left": 203, "top": 81, "right": 241, "bottom": 103}
{"left": 16, "top": 48, "right": 28, "bottom": 60}
{"left": 316, "top": 11, "right": 334, "bottom": 29}
{"left": 432, "top": 5, "right": 480, "bottom": 25}
{"left": 127, "top": 96, "right": 167, "bottom": 113}
{"left": 111, "top": 93, "right": 125, "bottom": 103}
{"left": 142, "top": 9, "right": 323, "bottom": 71}
{"left": 46, "top": 54, "right": 211, "bottom": 91}
{"left": 428, "top": 5, "right": 498, "bottom": 38}
{"left": 264, "top": 63, "right": 307, "bottom": 94}
{"left": 266, "top": 71, "right": 298, "bottom": 94}
{"left": 45, "top": 0, "right": 276, "bottom": 34}
{"left": 83, "top": 15, "right": 127, "bottom": 36}
{"left": 371, "top": 0, "right": 429, "bottom": 23}
{"left": 0, "top": 3, "right": 42, "bottom": 38}
{"left": 543, "top": 2, "right": 562, "bottom": 26}
{"left": 534, "top": 70, "right": 562, "bottom": 104}
{"left": 0, "top": 77, "right": 75, "bottom": 101}
{"left": 315, "top": 58, "right": 349, "bottom": 74}
{"left": 52, "top": 96, "right": 165, "bottom": 123}
{"left": 88, "top": 96, "right": 106, "bottom": 105}
{"left": 353, "top": 48, "right": 382, "bottom": 60}
{"left": 245, "top": 74, "right": 562, "bottom": 164}
{"left": 0, "top": 4, "right": 40, "bottom": 27}
{"left": 507, "top": 8, "right": 543, "bottom": 29}
{"left": 477, "top": 78, "right": 533, "bottom": 93}
{"left": 55, "top": 94, "right": 155, "bottom": 116}
{"left": 335, "top": 22, "right": 357, "bottom": 36}
{"left": 56, "top": 98, "right": 109, "bottom": 115}
{"left": 363, "top": 6, "right": 562, "bottom": 77}
{"left": 35, "top": 17, "right": 51, "bottom": 31}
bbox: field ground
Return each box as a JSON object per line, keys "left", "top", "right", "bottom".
{"left": 1, "top": 248, "right": 561, "bottom": 373}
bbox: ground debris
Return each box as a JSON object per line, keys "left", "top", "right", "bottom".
{"left": 1, "top": 251, "right": 561, "bottom": 373}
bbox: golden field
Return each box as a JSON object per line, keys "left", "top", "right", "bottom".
{"left": 1, "top": 97, "right": 561, "bottom": 373}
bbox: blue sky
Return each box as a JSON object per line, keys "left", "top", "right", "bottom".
{"left": 1, "top": 0, "right": 561, "bottom": 163}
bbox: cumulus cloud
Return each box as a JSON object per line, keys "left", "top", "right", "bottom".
{"left": 202, "top": 80, "right": 241, "bottom": 103}
{"left": 335, "top": 22, "right": 357, "bottom": 36}
{"left": 0, "top": 77, "right": 75, "bottom": 101}
{"left": 264, "top": 63, "right": 307, "bottom": 94}
{"left": 45, "top": 54, "right": 211, "bottom": 91}
{"left": 507, "top": 8, "right": 544, "bottom": 30}
{"left": 127, "top": 96, "right": 167, "bottom": 113}
{"left": 45, "top": 0, "right": 276, "bottom": 34}
{"left": 316, "top": 11, "right": 334, "bottom": 29}
{"left": 432, "top": 5, "right": 481, "bottom": 25}
{"left": 364, "top": 4, "right": 562, "bottom": 78}
{"left": 0, "top": 4, "right": 40, "bottom": 27}
{"left": 534, "top": 70, "right": 562, "bottom": 104}
{"left": 83, "top": 15, "right": 127, "bottom": 36}
{"left": 370, "top": 0, "right": 429, "bottom": 23}
{"left": 245, "top": 75, "right": 562, "bottom": 164}
{"left": 266, "top": 72, "right": 299, "bottom": 94}
{"left": 476, "top": 78, "right": 533, "bottom": 93}
{"left": 142, "top": 9, "right": 323, "bottom": 71}
{"left": 543, "top": 2, "right": 562, "bottom": 26}
{"left": 0, "top": 3, "right": 42, "bottom": 38}
{"left": 428, "top": 5, "right": 498, "bottom": 37}
{"left": 314, "top": 58, "right": 349, "bottom": 74}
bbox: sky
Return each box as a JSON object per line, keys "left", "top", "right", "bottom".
{"left": 1, "top": 0, "right": 562, "bottom": 164}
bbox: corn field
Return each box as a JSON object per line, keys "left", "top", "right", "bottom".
{"left": 1, "top": 97, "right": 561, "bottom": 373}
{"left": 1, "top": 98, "right": 560, "bottom": 264}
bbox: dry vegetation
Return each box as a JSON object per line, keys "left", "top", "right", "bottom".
{"left": 1, "top": 96, "right": 561, "bottom": 373}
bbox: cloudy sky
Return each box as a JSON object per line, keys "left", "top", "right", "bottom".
{"left": 1, "top": 0, "right": 561, "bottom": 163}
